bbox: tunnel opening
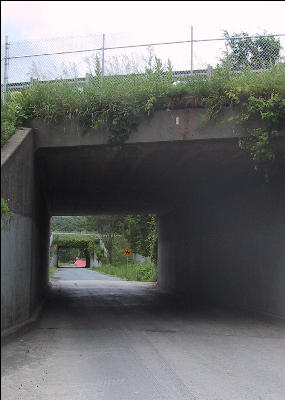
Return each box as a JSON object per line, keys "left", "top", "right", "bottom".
{"left": 49, "top": 213, "right": 158, "bottom": 284}
{"left": 45, "top": 213, "right": 168, "bottom": 332}
{"left": 40, "top": 137, "right": 285, "bottom": 323}
{"left": 58, "top": 247, "right": 88, "bottom": 268}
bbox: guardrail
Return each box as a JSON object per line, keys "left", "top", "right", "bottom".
{"left": 1, "top": 68, "right": 213, "bottom": 92}
{"left": 2, "top": 65, "right": 277, "bottom": 93}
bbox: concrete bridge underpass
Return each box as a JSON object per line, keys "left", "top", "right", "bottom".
{"left": 1, "top": 108, "right": 285, "bottom": 335}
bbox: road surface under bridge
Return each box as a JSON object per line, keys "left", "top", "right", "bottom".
{"left": 2, "top": 268, "right": 285, "bottom": 400}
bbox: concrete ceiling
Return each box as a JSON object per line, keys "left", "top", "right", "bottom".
{"left": 35, "top": 137, "right": 285, "bottom": 216}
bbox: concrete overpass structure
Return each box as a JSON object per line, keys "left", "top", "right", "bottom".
{"left": 1, "top": 108, "right": 285, "bottom": 335}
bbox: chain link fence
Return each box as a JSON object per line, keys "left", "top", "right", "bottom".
{"left": 1, "top": 30, "right": 285, "bottom": 100}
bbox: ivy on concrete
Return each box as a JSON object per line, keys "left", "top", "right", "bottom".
{"left": 201, "top": 64, "right": 285, "bottom": 179}
{"left": 238, "top": 93, "right": 285, "bottom": 179}
{"left": 1, "top": 198, "right": 13, "bottom": 231}
{"left": 52, "top": 233, "right": 105, "bottom": 262}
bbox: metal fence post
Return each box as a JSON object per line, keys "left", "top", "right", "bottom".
{"left": 190, "top": 26, "right": 193, "bottom": 74}
{"left": 3, "top": 36, "right": 9, "bottom": 103}
{"left": 207, "top": 64, "right": 213, "bottom": 78}
{"left": 102, "top": 33, "right": 105, "bottom": 77}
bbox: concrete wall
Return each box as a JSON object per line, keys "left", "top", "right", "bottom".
{"left": 90, "top": 238, "right": 109, "bottom": 267}
{"left": 158, "top": 176, "right": 285, "bottom": 319}
{"left": 49, "top": 244, "right": 58, "bottom": 268}
{"left": 30, "top": 107, "right": 247, "bottom": 150}
{"left": 90, "top": 250, "right": 101, "bottom": 268}
{"left": 133, "top": 253, "right": 151, "bottom": 264}
{"left": 1, "top": 129, "right": 50, "bottom": 335}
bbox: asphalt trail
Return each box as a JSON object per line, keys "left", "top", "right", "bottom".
{"left": 2, "top": 268, "right": 285, "bottom": 400}
{"left": 54, "top": 266, "right": 122, "bottom": 281}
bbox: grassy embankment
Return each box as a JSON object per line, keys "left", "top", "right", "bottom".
{"left": 93, "top": 234, "right": 157, "bottom": 282}
{"left": 58, "top": 261, "right": 73, "bottom": 266}
{"left": 49, "top": 267, "right": 57, "bottom": 279}
{"left": 95, "top": 261, "right": 157, "bottom": 282}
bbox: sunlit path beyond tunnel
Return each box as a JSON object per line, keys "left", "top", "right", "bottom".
{"left": 2, "top": 268, "right": 285, "bottom": 400}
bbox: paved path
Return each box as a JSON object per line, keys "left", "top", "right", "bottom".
{"left": 2, "top": 268, "right": 285, "bottom": 400}
{"left": 54, "top": 266, "right": 122, "bottom": 281}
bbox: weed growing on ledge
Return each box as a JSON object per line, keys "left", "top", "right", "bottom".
{"left": 202, "top": 64, "right": 285, "bottom": 177}
{"left": 1, "top": 198, "right": 13, "bottom": 231}
{"left": 1, "top": 94, "right": 27, "bottom": 146}
{"left": 1, "top": 58, "right": 284, "bottom": 176}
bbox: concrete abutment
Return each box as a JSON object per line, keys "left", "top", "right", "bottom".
{"left": 1, "top": 129, "right": 50, "bottom": 335}
{"left": 1, "top": 109, "right": 285, "bottom": 335}
{"left": 158, "top": 177, "right": 285, "bottom": 319}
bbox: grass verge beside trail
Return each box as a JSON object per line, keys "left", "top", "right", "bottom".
{"left": 49, "top": 267, "right": 57, "bottom": 279}
{"left": 58, "top": 261, "right": 73, "bottom": 266}
{"left": 94, "top": 261, "right": 157, "bottom": 282}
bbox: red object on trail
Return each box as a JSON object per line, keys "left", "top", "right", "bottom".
{"left": 74, "top": 259, "right": 86, "bottom": 267}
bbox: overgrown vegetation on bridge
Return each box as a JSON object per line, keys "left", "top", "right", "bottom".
{"left": 2, "top": 59, "right": 285, "bottom": 176}
{"left": 52, "top": 233, "right": 105, "bottom": 263}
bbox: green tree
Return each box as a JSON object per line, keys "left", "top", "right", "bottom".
{"left": 50, "top": 216, "right": 85, "bottom": 232}
{"left": 222, "top": 31, "right": 281, "bottom": 70}
{"left": 123, "top": 215, "right": 157, "bottom": 263}
{"left": 83, "top": 215, "right": 124, "bottom": 263}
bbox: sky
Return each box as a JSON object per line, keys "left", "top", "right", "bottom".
{"left": 2, "top": 1, "right": 285, "bottom": 82}
{"left": 2, "top": 1, "right": 285, "bottom": 42}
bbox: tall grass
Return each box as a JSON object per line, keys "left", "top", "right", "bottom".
{"left": 95, "top": 260, "right": 157, "bottom": 282}
{"left": 1, "top": 94, "right": 27, "bottom": 146}
{"left": 2, "top": 62, "right": 284, "bottom": 150}
{"left": 49, "top": 267, "right": 57, "bottom": 279}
